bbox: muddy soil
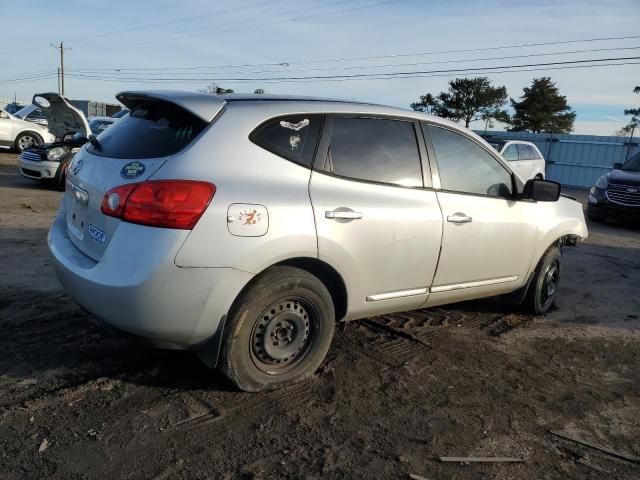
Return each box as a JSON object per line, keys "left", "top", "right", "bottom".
{"left": 1, "top": 152, "right": 639, "bottom": 479}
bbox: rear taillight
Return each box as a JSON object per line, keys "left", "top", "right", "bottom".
{"left": 101, "top": 180, "right": 215, "bottom": 229}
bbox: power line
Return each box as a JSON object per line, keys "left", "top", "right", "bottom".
{"left": 0, "top": 0, "right": 293, "bottom": 55}
{"left": 62, "top": 33, "right": 640, "bottom": 74}
{"left": 65, "top": 45, "right": 640, "bottom": 77}
{"left": 83, "top": 0, "right": 363, "bottom": 50}
{"left": 60, "top": 56, "right": 640, "bottom": 83}
{"left": 87, "top": 0, "right": 406, "bottom": 52}
{"left": 61, "top": 62, "right": 640, "bottom": 86}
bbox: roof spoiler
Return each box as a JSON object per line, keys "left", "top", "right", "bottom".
{"left": 116, "top": 90, "right": 226, "bottom": 122}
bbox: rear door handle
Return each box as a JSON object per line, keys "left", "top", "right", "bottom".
{"left": 447, "top": 212, "right": 472, "bottom": 224}
{"left": 325, "top": 210, "right": 363, "bottom": 220}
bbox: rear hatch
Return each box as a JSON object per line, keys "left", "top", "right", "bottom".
{"left": 63, "top": 92, "right": 225, "bottom": 261}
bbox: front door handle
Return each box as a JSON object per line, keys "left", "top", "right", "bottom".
{"left": 447, "top": 212, "right": 472, "bottom": 224}
{"left": 325, "top": 210, "right": 363, "bottom": 220}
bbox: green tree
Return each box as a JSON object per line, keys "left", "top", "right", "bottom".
{"left": 410, "top": 77, "right": 508, "bottom": 128}
{"left": 621, "top": 86, "right": 640, "bottom": 139}
{"left": 508, "top": 77, "right": 575, "bottom": 133}
{"left": 199, "top": 83, "right": 234, "bottom": 94}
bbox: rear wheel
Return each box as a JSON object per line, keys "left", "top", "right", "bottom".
{"left": 14, "top": 132, "right": 42, "bottom": 152}
{"left": 523, "top": 246, "right": 561, "bottom": 315}
{"left": 218, "top": 266, "right": 335, "bottom": 392}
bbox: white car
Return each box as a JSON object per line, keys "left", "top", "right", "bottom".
{"left": 0, "top": 108, "right": 55, "bottom": 152}
{"left": 488, "top": 140, "right": 546, "bottom": 180}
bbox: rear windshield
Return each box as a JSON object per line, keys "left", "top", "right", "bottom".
{"left": 87, "top": 100, "right": 207, "bottom": 159}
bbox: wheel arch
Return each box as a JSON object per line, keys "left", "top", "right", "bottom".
{"left": 198, "top": 256, "right": 348, "bottom": 369}
{"left": 272, "top": 257, "right": 348, "bottom": 321}
{"left": 13, "top": 129, "right": 43, "bottom": 149}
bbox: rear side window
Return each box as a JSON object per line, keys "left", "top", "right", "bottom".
{"left": 87, "top": 100, "right": 207, "bottom": 159}
{"left": 250, "top": 114, "right": 322, "bottom": 168}
{"left": 324, "top": 117, "right": 423, "bottom": 187}
{"left": 529, "top": 145, "right": 543, "bottom": 159}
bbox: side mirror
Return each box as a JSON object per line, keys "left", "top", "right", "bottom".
{"left": 612, "top": 162, "right": 623, "bottom": 170}
{"left": 522, "top": 179, "right": 561, "bottom": 202}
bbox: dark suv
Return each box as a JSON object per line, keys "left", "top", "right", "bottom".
{"left": 587, "top": 152, "right": 640, "bottom": 221}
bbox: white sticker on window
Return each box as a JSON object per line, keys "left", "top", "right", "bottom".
{"left": 280, "top": 119, "right": 309, "bottom": 131}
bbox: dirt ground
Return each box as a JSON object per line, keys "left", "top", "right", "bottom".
{"left": 1, "top": 150, "right": 639, "bottom": 480}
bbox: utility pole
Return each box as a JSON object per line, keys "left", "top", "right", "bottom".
{"left": 51, "top": 42, "right": 71, "bottom": 95}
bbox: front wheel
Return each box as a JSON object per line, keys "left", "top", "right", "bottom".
{"left": 14, "top": 132, "right": 42, "bottom": 152}
{"left": 523, "top": 246, "right": 561, "bottom": 315}
{"left": 218, "top": 266, "right": 335, "bottom": 392}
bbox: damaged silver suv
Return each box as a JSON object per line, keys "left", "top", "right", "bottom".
{"left": 48, "top": 91, "right": 587, "bottom": 391}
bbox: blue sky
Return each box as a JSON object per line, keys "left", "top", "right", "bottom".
{"left": 2, "top": 0, "right": 639, "bottom": 135}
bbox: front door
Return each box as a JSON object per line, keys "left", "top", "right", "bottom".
{"left": 424, "top": 124, "right": 539, "bottom": 305}
{"left": 310, "top": 116, "right": 443, "bottom": 320}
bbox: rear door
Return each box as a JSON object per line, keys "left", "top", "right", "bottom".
{"left": 64, "top": 97, "right": 219, "bottom": 261}
{"left": 309, "top": 116, "right": 443, "bottom": 320}
{"left": 516, "top": 143, "right": 537, "bottom": 180}
{"left": 424, "top": 124, "right": 539, "bottom": 304}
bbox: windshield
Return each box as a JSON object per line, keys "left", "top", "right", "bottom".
{"left": 622, "top": 152, "right": 640, "bottom": 171}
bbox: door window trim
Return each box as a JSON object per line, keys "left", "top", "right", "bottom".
{"left": 313, "top": 114, "right": 433, "bottom": 190}
{"left": 421, "top": 121, "right": 518, "bottom": 200}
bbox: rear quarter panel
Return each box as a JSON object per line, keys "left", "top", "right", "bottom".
{"left": 169, "top": 103, "right": 318, "bottom": 273}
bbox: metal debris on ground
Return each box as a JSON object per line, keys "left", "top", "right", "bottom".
{"left": 439, "top": 456, "right": 525, "bottom": 463}
{"left": 550, "top": 430, "right": 640, "bottom": 464}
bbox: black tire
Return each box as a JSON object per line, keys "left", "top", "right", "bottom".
{"left": 14, "top": 132, "right": 42, "bottom": 152}
{"left": 218, "top": 266, "right": 335, "bottom": 392}
{"left": 53, "top": 158, "right": 71, "bottom": 191}
{"left": 523, "top": 246, "right": 561, "bottom": 315}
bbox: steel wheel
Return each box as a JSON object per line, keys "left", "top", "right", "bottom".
{"left": 216, "top": 266, "right": 335, "bottom": 391}
{"left": 17, "top": 134, "right": 37, "bottom": 151}
{"left": 250, "top": 297, "right": 317, "bottom": 374}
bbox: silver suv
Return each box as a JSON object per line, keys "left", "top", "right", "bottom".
{"left": 48, "top": 91, "right": 587, "bottom": 391}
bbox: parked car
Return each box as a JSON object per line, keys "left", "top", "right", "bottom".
{"left": 0, "top": 107, "right": 54, "bottom": 152}
{"left": 487, "top": 140, "right": 546, "bottom": 180}
{"left": 48, "top": 92, "right": 587, "bottom": 392}
{"left": 587, "top": 152, "right": 640, "bottom": 221}
{"left": 13, "top": 104, "right": 49, "bottom": 127}
{"left": 18, "top": 93, "right": 110, "bottom": 190}
{"left": 4, "top": 102, "right": 26, "bottom": 114}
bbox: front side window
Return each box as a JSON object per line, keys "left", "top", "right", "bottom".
{"left": 502, "top": 144, "right": 518, "bottom": 161}
{"left": 324, "top": 117, "right": 423, "bottom": 187}
{"left": 428, "top": 125, "right": 512, "bottom": 197}
{"left": 250, "top": 114, "right": 322, "bottom": 168}
{"left": 87, "top": 100, "right": 207, "bottom": 159}
{"left": 517, "top": 144, "right": 533, "bottom": 160}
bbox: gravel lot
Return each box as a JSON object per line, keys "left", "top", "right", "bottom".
{"left": 1, "top": 151, "right": 639, "bottom": 479}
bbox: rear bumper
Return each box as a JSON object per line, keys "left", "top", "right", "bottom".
{"left": 18, "top": 158, "right": 61, "bottom": 180}
{"left": 47, "top": 208, "right": 253, "bottom": 348}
